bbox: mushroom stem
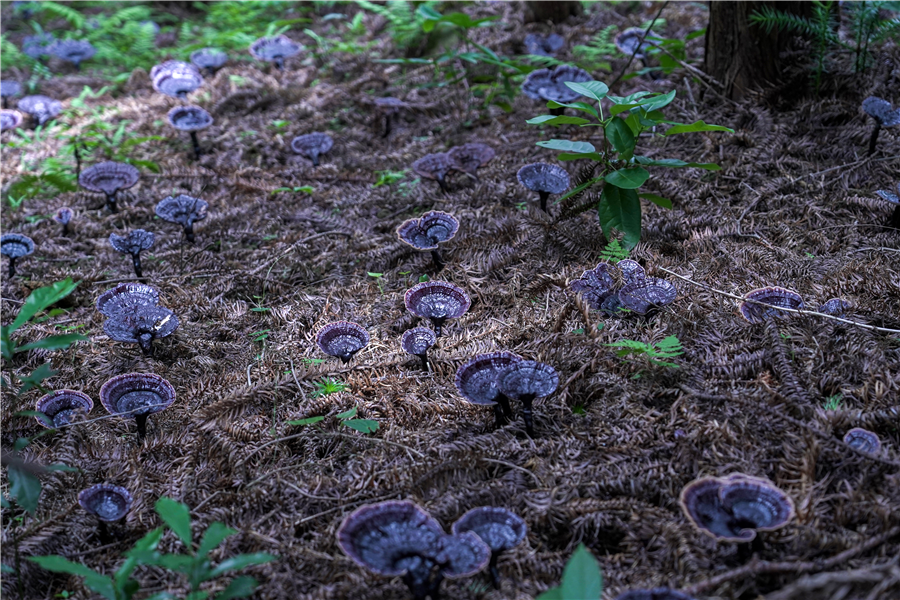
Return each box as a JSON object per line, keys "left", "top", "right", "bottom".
{"left": 61, "top": 223, "right": 69, "bottom": 236}
{"left": 2, "top": 98, "right": 7, "bottom": 109}
{"left": 496, "top": 394, "right": 513, "bottom": 418}
{"left": 274, "top": 57, "right": 284, "bottom": 71}
{"left": 105, "top": 192, "right": 118, "bottom": 214}
{"left": 436, "top": 177, "right": 448, "bottom": 194}
{"left": 867, "top": 122, "right": 881, "bottom": 156}
{"left": 130, "top": 252, "right": 143, "bottom": 279}
{"left": 520, "top": 394, "right": 536, "bottom": 437}
{"left": 310, "top": 151, "right": 320, "bottom": 168}
{"left": 417, "top": 353, "right": 429, "bottom": 371}
{"left": 138, "top": 333, "right": 154, "bottom": 357}
{"left": 184, "top": 224, "right": 195, "bottom": 244}
{"left": 493, "top": 404, "right": 507, "bottom": 428}
{"left": 190, "top": 131, "right": 201, "bottom": 160}
{"left": 890, "top": 205, "right": 900, "bottom": 230}
{"left": 97, "top": 521, "right": 112, "bottom": 544}
{"left": 430, "top": 249, "right": 445, "bottom": 272}
{"left": 488, "top": 552, "right": 501, "bottom": 589}
{"left": 538, "top": 190, "right": 550, "bottom": 213}
{"left": 135, "top": 412, "right": 149, "bottom": 437}
{"left": 383, "top": 114, "right": 392, "bottom": 138}
{"left": 7, "top": 257, "right": 18, "bottom": 279}
{"left": 431, "top": 317, "right": 446, "bottom": 338}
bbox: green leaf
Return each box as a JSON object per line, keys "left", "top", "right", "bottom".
{"left": 156, "top": 554, "right": 196, "bottom": 574}
{"left": 634, "top": 156, "right": 721, "bottom": 170}
{"left": 557, "top": 152, "right": 606, "bottom": 162}
{"left": 563, "top": 80, "right": 609, "bottom": 102}
{"left": 599, "top": 185, "right": 641, "bottom": 249}
{"left": 16, "top": 333, "right": 88, "bottom": 354}
{"left": 604, "top": 167, "right": 649, "bottom": 189}
{"left": 198, "top": 522, "right": 237, "bottom": 558}
{"left": 536, "top": 588, "right": 564, "bottom": 600}
{"left": 606, "top": 91, "right": 655, "bottom": 105}
{"left": 118, "top": 527, "right": 164, "bottom": 583}
{"left": 343, "top": 419, "right": 380, "bottom": 434}
{"left": 536, "top": 139, "right": 596, "bottom": 153}
{"left": 605, "top": 119, "right": 635, "bottom": 158}
{"left": 335, "top": 407, "right": 358, "bottom": 420}
{"left": 8, "top": 464, "right": 42, "bottom": 515}
{"left": 209, "top": 553, "right": 278, "bottom": 578}
{"left": 155, "top": 497, "right": 193, "bottom": 547}
{"left": 10, "top": 278, "right": 79, "bottom": 333}
{"left": 1, "top": 564, "right": 14, "bottom": 574}
{"left": 526, "top": 115, "right": 591, "bottom": 126}
{"left": 545, "top": 100, "right": 599, "bottom": 119}
{"left": 639, "top": 89, "right": 677, "bottom": 113}
{"left": 639, "top": 193, "right": 672, "bottom": 209}
{"left": 559, "top": 544, "right": 603, "bottom": 600}
{"left": 286, "top": 416, "right": 325, "bottom": 426}
{"left": 214, "top": 576, "right": 259, "bottom": 600}
{"left": 17, "top": 363, "right": 57, "bottom": 396}
{"left": 29, "top": 556, "right": 116, "bottom": 600}
{"left": 664, "top": 120, "right": 734, "bottom": 135}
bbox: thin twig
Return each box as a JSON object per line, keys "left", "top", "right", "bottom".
{"left": 609, "top": 2, "right": 669, "bottom": 89}
{"left": 480, "top": 457, "right": 542, "bottom": 486}
{"left": 250, "top": 230, "right": 353, "bottom": 276}
{"left": 789, "top": 154, "right": 899, "bottom": 184}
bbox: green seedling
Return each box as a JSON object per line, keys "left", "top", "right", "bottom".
{"left": 311, "top": 377, "right": 348, "bottom": 398}
{"left": 368, "top": 272, "right": 385, "bottom": 295}
{"left": 823, "top": 393, "right": 843, "bottom": 411}
{"left": 605, "top": 335, "right": 684, "bottom": 369}
{"left": 598, "top": 238, "right": 629, "bottom": 263}
{"left": 287, "top": 405, "right": 379, "bottom": 435}
{"left": 271, "top": 186, "right": 314, "bottom": 195}
{"left": 537, "top": 544, "right": 602, "bottom": 600}
{"left": 373, "top": 169, "right": 408, "bottom": 188}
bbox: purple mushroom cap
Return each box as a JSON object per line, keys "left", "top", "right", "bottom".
{"left": 615, "top": 259, "right": 646, "bottom": 284}
{"left": 570, "top": 263, "right": 616, "bottom": 309}
{"left": 290, "top": 132, "right": 334, "bottom": 166}
{"left": 497, "top": 360, "right": 558, "bottom": 400}
{"left": 1, "top": 109, "right": 24, "bottom": 131}
{"left": 109, "top": 229, "right": 154, "bottom": 256}
{"left": 22, "top": 33, "right": 55, "bottom": 60}
{"left": 404, "top": 281, "right": 471, "bottom": 336}
{"left": 155, "top": 194, "right": 208, "bottom": 237}
{"left": 79, "top": 161, "right": 140, "bottom": 198}
{"left": 862, "top": 96, "right": 900, "bottom": 127}
{"left": 190, "top": 48, "right": 228, "bottom": 72}
{"left": 524, "top": 33, "right": 565, "bottom": 57}
{"left": 739, "top": 286, "right": 804, "bottom": 324}
{"left": 843, "top": 428, "right": 881, "bottom": 455}
{"left": 1, "top": 233, "right": 35, "bottom": 259}
{"left": 50, "top": 39, "right": 96, "bottom": 66}
{"left": 401, "top": 327, "right": 437, "bottom": 356}
{"left": 614, "top": 589, "right": 697, "bottom": 600}
{"left": 152, "top": 62, "right": 204, "bottom": 98}
{"left": 455, "top": 352, "right": 523, "bottom": 406}
{"left": 397, "top": 211, "right": 460, "bottom": 251}
{"left": 436, "top": 531, "right": 491, "bottom": 578}
{"left": 103, "top": 305, "right": 179, "bottom": 354}
{"left": 522, "top": 65, "right": 591, "bottom": 103}
{"left": 97, "top": 282, "right": 160, "bottom": 317}
{"left": 615, "top": 27, "right": 656, "bottom": 59}
{"left": 150, "top": 60, "right": 198, "bottom": 81}
{"left": 618, "top": 278, "right": 677, "bottom": 315}
{"left": 316, "top": 321, "right": 370, "bottom": 363}
{"left": 249, "top": 34, "right": 301, "bottom": 65}
{"left": 448, "top": 143, "right": 495, "bottom": 176}
{"left": 0, "top": 80, "right": 21, "bottom": 99}
{"left": 167, "top": 105, "right": 213, "bottom": 132}
{"left": 17, "top": 95, "right": 62, "bottom": 125}
{"left": 875, "top": 184, "right": 899, "bottom": 204}
{"left": 99, "top": 372, "right": 176, "bottom": 419}
{"left": 517, "top": 163, "right": 570, "bottom": 195}
{"left": 818, "top": 298, "right": 850, "bottom": 317}
{"left": 53, "top": 206, "right": 73, "bottom": 226}
{"left": 412, "top": 153, "right": 452, "bottom": 189}
{"left": 35, "top": 389, "right": 93, "bottom": 428}
{"left": 78, "top": 484, "right": 133, "bottom": 522}
{"left": 451, "top": 506, "right": 527, "bottom": 553}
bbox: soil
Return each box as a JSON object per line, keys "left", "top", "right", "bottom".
{"left": 2, "top": 3, "right": 899, "bottom": 600}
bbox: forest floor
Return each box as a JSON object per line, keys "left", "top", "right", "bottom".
{"left": 2, "top": 2, "right": 899, "bottom": 599}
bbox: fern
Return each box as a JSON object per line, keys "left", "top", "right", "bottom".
{"left": 572, "top": 24, "right": 618, "bottom": 72}
{"left": 599, "top": 238, "right": 629, "bottom": 263}
{"left": 605, "top": 335, "right": 683, "bottom": 369}
{"left": 32, "top": 1, "right": 86, "bottom": 29}
{"left": 354, "top": 0, "right": 427, "bottom": 49}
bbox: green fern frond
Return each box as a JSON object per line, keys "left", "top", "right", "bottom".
{"left": 599, "top": 238, "right": 629, "bottom": 263}
{"left": 749, "top": 4, "right": 837, "bottom": 43}
{"left": 35, "top": 1, "right": 85, "bottom": 29}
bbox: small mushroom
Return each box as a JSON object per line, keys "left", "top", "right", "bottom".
{"left": 316, "top": 321, "right": 370, "bottom": 364}
{"left": 615, "top": 27, "right": 656, "bottom": 60}
{"left": 396, "top": 210, "right": 460, "bottom": 272}
{"left": 374, "top": 96, "right": 407, "bottom": 137}
{"left": 103, "top": 304, "right": 178, "bottom": 357}
{"left": 79, "top": 161, "right": 140, "bottom": 213}
{"left": 615, "top": 259, "right": 645, "bottom": 284}
{"left": 401, "top": 327, "right": 437, "bottom": 371}
{"left": 190, "top": 48, "right": 228, "bottom": 76}
{"left": 22, "top": 33, "right": 55, "bottom": 62}
{"left": 17, "top": 95, "right": 62, "bottom": 127}
{"left": 78, "top": 483, "right": 132, "bottom": 541}
{"left": 817, "top": 297, "right": 851, "bottom": 317}
{"left": 50, "top": 39, "right": 96, "bottom": 70}
{"left": 290, "top": 132, "right": 334, "bottom": 167}
{"left": 614, "top": 589, "right": 697, "bottom": 600}
{"left": 862, "top": 96, "right": 900, "bottom": 156}
{"left": 404, "top": 281, "right": 471, "bottom": 338}
{"left": 679, "top": 474, "right": 795, "bottom": 543}
{"left": 167, "top": 105, "right": 213, "bottom": 160}
{"left": 448, "top": 143, "right": 495, "bottom": 181}
{"left": 521, "top": 65, "right": 591, "bottom": 112}
{"left": 569, "top": 263, "right": 616, "bottom": 309}
{"left": 451, "top": 506, "right": 527, "bottom": 589}
{"left": 151, "top": 61, "right": 203, "bottom": 98}
{"left": 496, "top": 360, "right": 558, "bottom": 437}
{"left": 1, "top": 80, "right": 21, "bottom": 109}
{"left": 249, "top": 34, "right": 301, "bottom": 71}
{"left": 35, "top": 389, "right": 93, "bottom": 428}
{"left": 524, "top": 33, "right": 565, "bottom": 57}
{"left": 517, "top": 163, "right": 570, "bottom": 212}
{"left": 109, "top": 229, "right": 154, "bottom": 279}
{"left": 739, "top": 286, "right": 804, "bottom": 324}
{"left": 155, "top": 194, "right": 208, "bottom": 243}
{"left": 617, "top": 278, "right": 677, "bottom": 315}
{"left": 455, "top": 352, "right": 522, "bottom": 427}
{"left": 99, "top": 372, "right": 176, "bottom": 437}
{"left": 843, "top": 428, "right": 882, "bottom": 455}
{"left": 0, "top": 109, "right": 24, "bottom": 132}
{"left": 874, "top": 183, "right": 900, "bottom": 229}
{"left": 1, "top": 233, "right": 34, "bottom": 278}
{"left": 412, "top": 152, "right": 452, "bottom": 193}
{"left": 97, "top": 282, "right": 160, "bottom": 317}
{"left": 53, "top": 206, "right": 73, "bottom": 235}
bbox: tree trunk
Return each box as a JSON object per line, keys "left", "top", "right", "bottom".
{"left": 525, "top": 1, "right": 582, "bottom": 24}
{"left": 705, "top": 1, "right": 811, "bottom": 100}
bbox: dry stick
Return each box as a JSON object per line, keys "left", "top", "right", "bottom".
{"left": 683, "top": 526, "right": 900, "bottom": 596}
{"left": 250, "top": 230, "right": 352, "bottom": 276}
{"left": 656, "top": 266, "right": 900, "bottom": 335}
{"left": 789, "top": 154, "right": 899, "bottom": 185}
{"left": 608, "top": 1, "right": 669, "bottom": 90}
{"left": 238, "top": 428, "right": 424, "bottom": 468}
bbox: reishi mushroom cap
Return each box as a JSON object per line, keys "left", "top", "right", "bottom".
{"left": 818, "top": 297, "right": 850, "bottom": 317}
{"left": 50, "top": 39, "right": 96, "bottom": 65}
{"left": 404, "top": 281, "right": 471, "bottom": 322}
{"left": 435, "top": 531, "right": 491, "bottom": 578}
{"left": 17, "top": 95, "right": 62, "bottom": 124}
{"left": 0, "top": 109, "right": 24, "bottom": 131}
{"left": 152, "top": 62, "right": 203, "bottom": 97}
{"left": 517, "top": 163, "right": 570, "bottom": 194}
{"left": 843, "top": 428, "right": 882, "bottom": 455}
{"left": 109, "top": 229, "right": 155, "bottom": 256}
{"left": 521, "top": 65, "right": 591, "bottom": 103}
{"left": 79, "top": 161, "right": 140, "bottom": 197}
{"left": 1, "top": 233, "right": 35, "bottom": 259}
{"left": 155, "top": 194, "right": 208, "bottom": 229}
{"left": 316, "top": 321, "right": 370, "bottom": 363}
{"left": 455, "top": 352, "right": 523, "bottom": 406}
{"left": 397, "top": 211, "right": 459, "bottom": 251}
{"left": 290, "top": 132, "right": 334, "bottom": 164}
{"left": 35, "top": 389, "right": 93, "bottom": 428}
{"left": 167, "top": 105, "right": 213, "bottom": 132}
{"left": 401, "top": 327, "right": 437, "bottom": 356}
{"left": 862, "top": 96, "right": 900, "bottom": 127}
{"left": 150, "top": 60, "right": 199, "bottom": 81}
{"left": 448, "top": 142, "right": 495, "bottom": 176}
{"left": 249, "top": 34, "right": 301, "bottom": 63}
{"left": 497, "top": 360, "right": 558, "bottom": 400}
{"left": 99, "top": 372, "right": 176, "bottom": 419}
{"left": 451, "top": 506, "right": 527, "bottom": 553}
{"left": 53, "top": 206, "right": 73, "bottom": 226}
{"left": 78, "top": 483, "right": 133, "bottom": 522}
{"left": 739, "top": 286, "right": 804, "bottom": 324}
{"left": 103, "top": 305, "right": 179, "bottom": 345}
{"left": 524, "top": 33, "right": 565, "bottom": 57}
{"left": 615, "top": 259, "right": 646, "bottom": 284}
{"left": 97, "top": 282, "right": 160, "bottom": 317}
{"left": 412, "top": 153, "right": 452, "bottom": 183}
{"left": 0, "top": 80, "right": 21, "bottom": 99}
{"left": 615, "top": 27, "right": 656, "bottom": 59}
{"left": 570, "top": 263, "right": 617, "bottom": 309}
{"left": 618, "top": 278, "right": 677, "bottom": 315}
{"left": 22, "top": 33, "right": 55, "bottom": 60}
{"left": 190, "top": 48, "right": 228, "bottom": 71}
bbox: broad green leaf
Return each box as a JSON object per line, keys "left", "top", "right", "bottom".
{"left": 29, "top": 556, "right": 116, "bottom": 600}
{"left": 599, "top": 185, "right": 642, "bottom": 249}
{"left": 209, "top": 553, "right": 278, "bottom": 578}
{"left": 535, "top": 588, "right": 564, "bottom": 600}
{"left": 215, "top": 576, "right": 259, "bottom": 600}
{"left": 604, "top": 167, "right": 649, "bottom": 189}
{"left": 606, "top": 91, "right": 655, "bottom": 105}
{"left": 664, "top": 120, "right": 734, "bottom": 135}
{"left": 536, "top": 139, "right": 596, "bottom": 153}
{"left": 155, "top": 497, "right": 193, "bottom": 547}
{"left": 545, "top": 100, "right": 599, "bottom": 119}
{"left": 156, "top": 554, "right": 196, "bottom": 574}
{"left": 286, "top": 416, "right": 325, "bottom": 426}
{"left": 557, "top": 152, "right": 606, "bottom": 162}
{"left": 563, "top": 81, "right": 609, "bottom": 102}
{"left": 8, "top": 464, "right": 41, "bottom": 514}
{"left": 343, "top": 419, "right": 380, "bottom": 434}
{"left": 10, "top": 278, "right": 79, "bottom": 333}
{"left": 559, "top": 544, "right": 603, "bottom": 600}
{"left": 119, "top": 528, "right": 164, "bottom": 582}
{"left": 605, "top": 119, "right": 635, "bottom": 159}
{"left": 526, "top": 115, "right": 591, "bottom": 126}
{"left": 198, "top": 522, "right": 237, "bottom": 558}
{"left": 634, "top": 156, "right": 721, "bottom": 170}
{"left": 336, "top": 407, "right": 357, "bottom": 420}
{"left": 16, "top": 333, "right": 88, "bottom": 354}
{"left": 639, "top": 193, "right": 673, "bottom": 209}
{"left": 17, "top": 363, "right": 58, "bottom": 396}
{"left": 638, "top": 89, "right": 676, "bottom": 112}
